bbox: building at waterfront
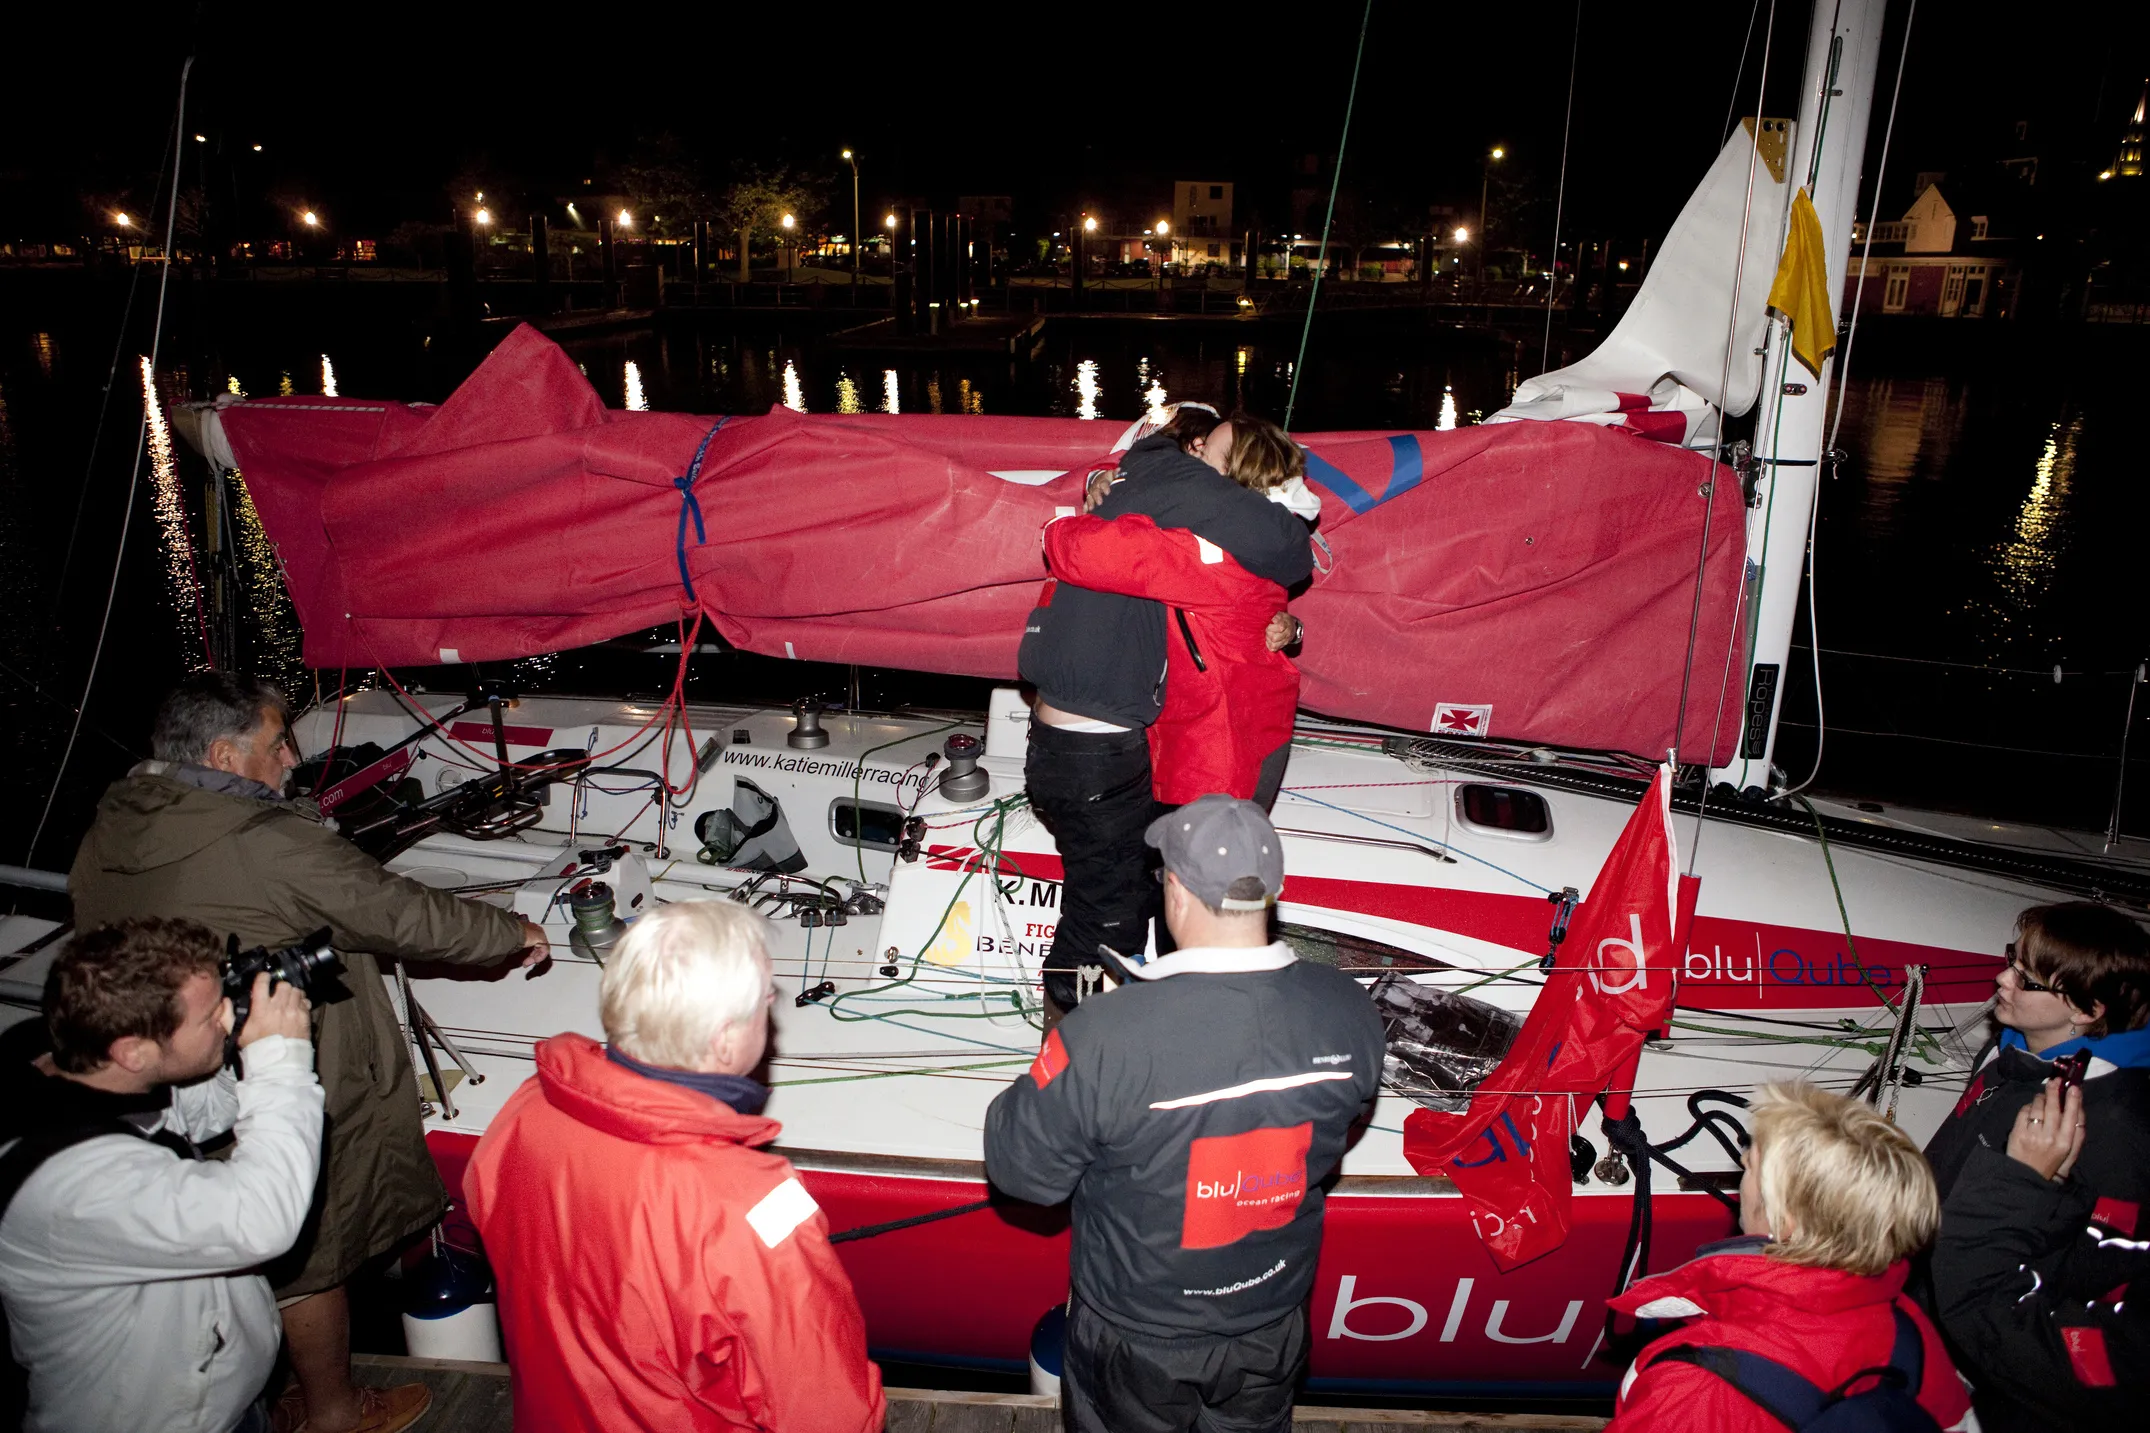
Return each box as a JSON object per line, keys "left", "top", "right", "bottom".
{"left": 1845, "top": 177, "right": 2023, "bottom": 318}
{"left": 1171, "top": 181, "right": 1235, "bottom": 266}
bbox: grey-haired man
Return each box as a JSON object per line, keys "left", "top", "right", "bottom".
{"left": 984, "top": 795, "right": 1385, "bottom": 1433}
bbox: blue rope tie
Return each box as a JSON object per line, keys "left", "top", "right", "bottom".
{"left": 674, "top": 419, "right": 727, "bottom": 602}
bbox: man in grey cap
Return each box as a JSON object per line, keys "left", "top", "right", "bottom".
{"left": 984, "top": 795, "right": 1385, "bottom": 1433}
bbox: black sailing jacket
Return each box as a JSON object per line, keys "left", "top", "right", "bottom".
{"left": 982, "top": 943, "right": 1383, "bottom": 1338}
{"left": 1017, "top": 436, "right": 1312, "bottom": 728}
{"left": 1922, "top": 1033, "right": 2150, "bottom": 1432}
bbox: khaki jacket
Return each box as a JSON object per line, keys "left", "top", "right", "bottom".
{"left": 68, "top": 765, "right": 525, "bottom": 1294}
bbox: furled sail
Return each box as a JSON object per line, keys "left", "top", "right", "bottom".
{"left": 203, "top": 324, "right": 1746, "bottom": 762}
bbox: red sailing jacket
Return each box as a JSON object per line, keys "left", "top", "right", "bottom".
{"left": 1043, "top": 513, "right": 1299, "bottom": 804}
{"left": 463, "top": 1034, "right": 884, "bottom": 1433}
{"left": 1604, "top": 1243, "right": 1973, "bottom": 1433}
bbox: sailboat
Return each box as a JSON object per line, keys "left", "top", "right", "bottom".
{"left": 8, "top": 0, "right": 2145, "bottom": 1395}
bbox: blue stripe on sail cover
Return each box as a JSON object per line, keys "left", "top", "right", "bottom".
{"left": 1303, "top": 434, "right": 1425, "bottom": 515}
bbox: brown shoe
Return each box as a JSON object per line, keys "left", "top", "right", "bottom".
{"left": 297, "top": 1384, "right": 433, "bottom": 1433}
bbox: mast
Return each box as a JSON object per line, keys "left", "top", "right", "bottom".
{"left": 1712, "top": 0, "right": 1890, "bottom": 792}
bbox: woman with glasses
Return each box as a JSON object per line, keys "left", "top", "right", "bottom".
{"left": 1920, "top": 901, "right": 2150, "bottom": 1432}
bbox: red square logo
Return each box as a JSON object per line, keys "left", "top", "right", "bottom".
{"left": 2092, "top": 1197, "right": 2140, "bottom": 1236}
{"left": 1029, "top": 1030, "right": 1070, "bottom": 1090}
{"left": 1181, "top": 1123, "right": 1314, "bottom": 1251}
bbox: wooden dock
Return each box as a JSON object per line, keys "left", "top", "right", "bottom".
{"left": 353, "top": 1355, "right": 1606, "bottom": 1432}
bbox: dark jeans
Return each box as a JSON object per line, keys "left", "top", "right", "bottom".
{"left": 1061, "top": 1295, "right": 1308, "bottom": 1433}
{"left": 1025, "top": 720, "right": 1157, "bottom": 1012}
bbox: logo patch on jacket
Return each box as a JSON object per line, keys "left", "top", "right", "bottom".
{"left": 1030, "top": 1029, "right": 1070, "bottom": 1090}
{"left": 2062, "top": 1325, "right": 2117, "bottom": 1387}
{"left": 745, "top": 1177, "right": 819, "bottom": 1249}
{"left": 2092, "top": 1197, "right": 2140, "bottom": 1237}
{"left": 1181, "top": 1123, "right": 1312, "bottom": 1250}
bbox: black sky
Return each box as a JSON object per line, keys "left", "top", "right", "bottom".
{"left": 10, "top": 1, "right": 2145, "bottom": 243}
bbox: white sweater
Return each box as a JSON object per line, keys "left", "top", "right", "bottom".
{"left": 0, "top": 1036, "right": 325, "bottom": 1433}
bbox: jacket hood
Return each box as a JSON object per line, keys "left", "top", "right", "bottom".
{"left": 1610, "top": 1239, "right": 1910, "bottom": 1323}
{"left": 534, "top": 1033, "right": 781, "bottom": 1150}
{"left": 1999, "top": 1023, "right": 2150, "bottom": 1072}
{"left": 79, "top": 767, "right": 302, "bottom": 876}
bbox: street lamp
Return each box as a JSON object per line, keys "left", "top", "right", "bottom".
{"left": 474, "top": 208, "right": 492, "bottom": 227}
{"left": 1478, "top": 145, "right": 1505, "bottom": 282}
{"left": 1452, "top": 226, "right": 1469, "bottom": 243}
{"left": 616, "top": 209, "right": 632, "bottom": 228}
{"left": 842, "top": 149, "right": 861, "bottom": 301}
{"left": 301, "top": 211, "right": 320, "bottom": 228}
{"left": 113, "top": 212, "right": 132, "bottom": 228}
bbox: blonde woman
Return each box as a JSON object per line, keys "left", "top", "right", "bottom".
{"left": 1603, "top": 1083, "right": 1974, "bottom": 1432}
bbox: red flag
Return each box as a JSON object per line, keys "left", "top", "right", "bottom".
{"left": 1402, "top": 764, "right": 1687, "bottom": 1270}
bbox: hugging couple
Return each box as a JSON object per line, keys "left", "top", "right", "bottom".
{"left": 1017, "top": 404, "right": 1319, "bottom": 1017}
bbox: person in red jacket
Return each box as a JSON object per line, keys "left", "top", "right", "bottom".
{"left": 1604, "top": 1082, "right": 1974, "bottom": 1432}
{"left": 463, "top": 901, "right": 884, "bottom": 1433}
{"left": 1043, "top": 416, "right": 1313, "bottom": 810}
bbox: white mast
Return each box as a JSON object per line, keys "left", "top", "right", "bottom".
{"left": 1713, "top": 0, "right": 1890, "bottom": 791}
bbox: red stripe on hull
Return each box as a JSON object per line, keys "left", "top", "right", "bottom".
{"left": 1284, "top": 876, "right": 1996, "bottom": 1010}
{"left": 428, "top": 1131, "right": 1731, "bottom": 1381}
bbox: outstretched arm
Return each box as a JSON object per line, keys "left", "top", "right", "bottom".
{"left": 1044, "top": 513, "right": 1275, "bottom": 613}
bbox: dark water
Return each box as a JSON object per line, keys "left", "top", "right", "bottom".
{"left": 4, "top": 279, "right": 2147, "bottom": 871}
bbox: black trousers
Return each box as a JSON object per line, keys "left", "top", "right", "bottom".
{"left": 1061, "top": 1295, "right": 1308, "bottom": 1433}
{"left": 1025, "top": 721, "right": 1159, "bottom": 1012}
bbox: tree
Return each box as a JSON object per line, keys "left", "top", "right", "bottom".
{"left": 714, "top": 165, "right": 822, "bottom": 281}
{"left": 618, "top": 134, "right": 714, "bottom": 241}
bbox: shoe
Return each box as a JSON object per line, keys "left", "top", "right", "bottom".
{"left": 294, "top": 1383, "right": 434, "bottom": 1433}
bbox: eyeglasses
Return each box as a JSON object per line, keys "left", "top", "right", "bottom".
{"left": 2003, "top": 944, "right": 2055, "bottom": 994}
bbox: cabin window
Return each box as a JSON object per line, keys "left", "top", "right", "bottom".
{"left": 1455, "top": 784, "right": 1553, "bottom": 839}
{"left": 1209, "top": 185, "right": 1225, "bottom": 200}
{"left": 1278, "top": 921, "right": 1450, "bottom": 974}
{"left": 830, "top": 798, "right": 906, "bottom": 850}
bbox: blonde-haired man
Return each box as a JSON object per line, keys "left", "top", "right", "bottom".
{"left": 1603, "top": 1083, "right": 1975, "bottom": 1432}
{"left": 465, "top": 902, "right": 884, "bottom": 1433}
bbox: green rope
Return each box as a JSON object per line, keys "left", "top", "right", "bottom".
{"left": 770, "top": 1057, "right": 1030, "bottom": 1090}
{"left": 1283, "top": 0, "right": 1376, "bottom": 432}
{"left": 850, "top": 720, "right": 965, "bottom": 881}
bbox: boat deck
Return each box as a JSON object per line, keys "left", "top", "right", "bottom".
{"left": 351, "top": 1355, "right": 1609, "bottom": 1431}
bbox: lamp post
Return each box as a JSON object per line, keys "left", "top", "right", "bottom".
{"left": 1478, "top": 146, "right": 1504, "bottom": 282}
{"left": 842, "top": 149, "right": 860, "bottom": 305}
{"left": 780, "top": 212, "right": 795, "bottom": 283}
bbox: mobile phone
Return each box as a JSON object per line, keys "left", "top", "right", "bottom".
{"left": 2054, "top": 1050, "right": 2090, "bottom": 1090}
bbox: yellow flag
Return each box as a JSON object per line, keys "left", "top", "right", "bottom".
{"left": 1767, "top": 187, "right": 1837, "bottom": 378}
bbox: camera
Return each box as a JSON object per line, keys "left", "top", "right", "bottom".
{"left": 223, "top": 928, "right": 346, "bottom": 1059}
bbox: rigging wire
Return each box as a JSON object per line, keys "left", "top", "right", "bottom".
{"left": 1786, "top": 0, "right": 1919, "bottom": 801}
{"left": 1282, "top": 0, "right": 1376, "bottom": 432}
{"left": 1720, "top": 0, "right": 1769, "bottom": 150}
{"left": 1540, "top": 0, "right": 1585, "bottom": 374}
{"left": 26, "top": 56, "right": 195, "bottom": 869}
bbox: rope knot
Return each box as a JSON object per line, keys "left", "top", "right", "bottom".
{"left": 673, "top": 419, "right": 727, "bottom": 602}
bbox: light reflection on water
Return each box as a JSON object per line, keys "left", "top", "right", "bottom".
{"left": 781, "top": 361, "right": 807, "bottom": 413}
{"left": 1437, "top": 386, "right": 1458, "bottom": 431}
{"left": 1075, "top": 359, "right": 1100, "bottom": 420}
{"left": 229, "top": 472, "right": 306, "bottom": 692}
{"left": 1992, "top": 417, "right": 2079, "bottom": 613}
{"left": 141, "top": 357, "right": 208, "bottom": 670}
{"left": 320, "top": 354, "right": 338, "bottom": 397}
{"left": 623, "top": 360, "right": 648, "bottom": 411}
{"left": 834, "top": 372, "right": 862, "bottom": 415}
{"left": 881, "top": 370, "right": 900, "bottom": 415}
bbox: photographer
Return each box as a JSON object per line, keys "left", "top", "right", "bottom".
{"left": 0, "top": 917, "right": 323, "bottom": 1433}
{"left": 70, "top": 672, "right": 545, "bottom": 1433}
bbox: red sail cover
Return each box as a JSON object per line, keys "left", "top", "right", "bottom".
{"left": 218, "top": 324, "right": 1746, "bottom": 762}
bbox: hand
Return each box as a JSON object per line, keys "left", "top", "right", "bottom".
{"left": 517, "top": 917, "right": 551, "bottom": 968}
{"left": 236, "top": 972, "right": 312, "bottom": 1049}
{"left": 2005, "top": 1078, "right": 2085, "bottom": 1182}
{"left": 1083, "top": 470, "right": 1118, "bottom": 514}
{"left": 1264, "top": 611, "right": 1300, "bottom": 653}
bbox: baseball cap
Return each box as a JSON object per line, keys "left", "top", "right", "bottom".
{"left": 1144, "top": 794, "right": 1285, "bottom": 912}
